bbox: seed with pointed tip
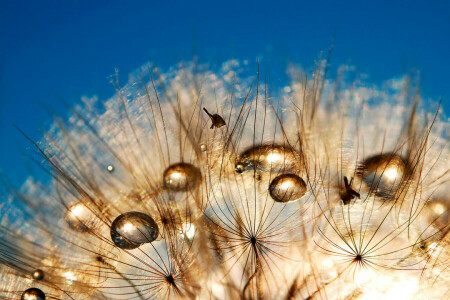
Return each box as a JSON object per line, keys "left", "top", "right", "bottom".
{"left": 203, "top": 107, "right": 226, "bottom": 129}
{"left": 340, "top": 176, "right": 360, "bottom": 205}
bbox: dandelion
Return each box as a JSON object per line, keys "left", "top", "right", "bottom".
{"left": 0, "top": 54, "right": 448, "bottom": 299}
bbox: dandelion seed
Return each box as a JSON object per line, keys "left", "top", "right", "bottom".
{"left": 203, "top": 107, "right": 226, "bottom": 129}
{"left": 340, "top": 176, "right": 360, "bottom": 205}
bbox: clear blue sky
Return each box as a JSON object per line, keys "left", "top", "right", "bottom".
{"left": 1, "top": 0, "right": 449, "bottom": 186}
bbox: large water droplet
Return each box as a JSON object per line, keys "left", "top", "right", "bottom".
{"left": 359, "top": 154, "right": 410, "bottom": 198}
{"left": 110, "top": 212, "right": 159, "bottom": 249}
{"left": 235, "top": 144, "right": 300, "bottom": 174}
{"left": 21, "top": 288, "right": 45, "bottom": 300}
{"left": 269, "top": 174, "right": 307, "bottom": 202}
{"left": 163, "top": 163, "right": 201, "bottom": 192}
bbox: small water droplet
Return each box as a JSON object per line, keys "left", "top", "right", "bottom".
{"left": 32, "top": 269, "right": 44, "bottom": 280}
{"left": 200, "top": 144, "right": 207, "bottom": 152}
{"left": 110, "top": 212, "right": 159, "bottom": 249}
{"left": 107, "top": 165, "right": 115, "bottom": 172}
{"left": 269, "top": 174, "right": 307, "bottom": 202}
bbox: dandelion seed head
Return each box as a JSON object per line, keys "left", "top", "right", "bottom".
{"left": 1, "top": 58, "right": 449, "bottom": 299}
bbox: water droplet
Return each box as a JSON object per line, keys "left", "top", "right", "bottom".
{"left": 32, "top": 269, "right": 44, "bottom": 280}
{"left": 235, "top": 144, "right": 300, "bottom": 175}
{"left": 269, "top": 174, "right": 307, "bottom": 202}
{"left": 65, "top": 202, "right": 99, "bottom": 233}
{"left": 21, "top": 288, "right": 45, "bottom": 300}
{"left": 235, "top": 162, "right": 245, "bottom": 173}
{"left": 110, "top": 212, "right": 159, "bottom": 249}
{"left": 358, "top": 154, "right": 410, "bottom": 198}
{"left": 163, "top": 163, "right": 201, "bottom": 192}
{"left": 107, "top": 164, "right": 115, "bottom": 172}
{"left": 426, "top": 199, "right": 449, "bottom": 229}
{"left": 200, "top": 144, "right": 207, "bottom": 152}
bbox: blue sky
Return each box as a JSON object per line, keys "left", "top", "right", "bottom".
{"left": 0, "top": 0, "right": 449, "bottom": 186}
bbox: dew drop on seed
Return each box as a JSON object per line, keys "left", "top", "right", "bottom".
{"left": 269, "top": 174, "right": 307, "bottom": 202}
{"left": 107, "top": 164, "right": 115, "bottom": 172}
{"left": 65, "top": 202, "right": 98, "bottom": 233}
{"left": 358, "top": 154, "right": 410, "bottom": 198}
{"left": 32, "top": 269, "right": 44, "bottom": 280}
{"left": 21, "top": 288, "right": 45, "bottom": 300}
{"left": 200, "top": 144, "right": 207, "bottom": 152}
{"left": 235, "top": 162, "right": 245, "bottom": 174}
{"left": 110, "top": 212, "right": 159, "bottom": 249}
{"left": 163, "top": 163, "right": 201, "bottom": 192}
{"left": 235, "top": 144, "right": 300, "bottom": 175}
